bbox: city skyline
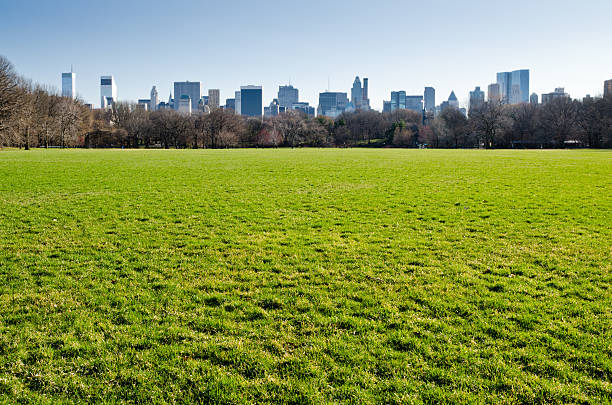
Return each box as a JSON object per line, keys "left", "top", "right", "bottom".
{"left": 2, "top": 1, "right": 612, "bottom": 110}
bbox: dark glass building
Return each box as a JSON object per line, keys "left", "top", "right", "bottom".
{"left": 240, "top": 86, "right": 263, "bottom": 117}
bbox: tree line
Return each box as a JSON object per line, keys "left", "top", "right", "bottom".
{"left": 2, "top": 55, "right": 612, "bottom": 149}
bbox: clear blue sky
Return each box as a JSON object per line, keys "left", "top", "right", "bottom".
{"left": 2, "top": 0, "right": 611, "bottom": 110}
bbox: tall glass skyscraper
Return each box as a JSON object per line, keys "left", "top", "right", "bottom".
{"left": 317, "top": 92, "right": 348, "bottom": 118}
{"left": 496, "top": 69, "right": 529, "bottom": 104}
{"left": 62, "top": 72, "right": 75, "bottom": 99}
{"left": 390, "top": 91, "right": 406, "bottom": 111}
{"left": 424, "top": 87, "right": 435, "bottom": 112}
{"left": 240, "top": 86, "right": 263, "bottom": 117}
{"left": 278, "top": 85, "right": 299, "bottom": 109}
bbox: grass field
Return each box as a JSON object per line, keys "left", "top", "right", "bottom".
{"left": 0, "top": 149, "right": 611, "bottom": 403}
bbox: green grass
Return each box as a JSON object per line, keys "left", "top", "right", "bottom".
{"left": 0, "top": 149, "right": 610, "bottom": 404}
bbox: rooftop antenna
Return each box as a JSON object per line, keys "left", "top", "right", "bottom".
{"left": 70, "top": 64, "right": 73, "bottom": 73}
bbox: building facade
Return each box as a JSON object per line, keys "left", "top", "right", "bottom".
{"left": 541, "top": 88, "right": 569, "bottom": 105}
{"left": 424, "top": 87, "right": 435, "bottom": 112}
{"left": 100, "top": 75, "right": 117, "bottom": 108}
{"left": 448, "top": 91, "right": 459, "bottom": 109}
{"left": 278, "top": 85, "right": 299, "bottom": 109}
{"left": 240, "top": 86, "right": 263, "bottom": 117}
{"left": 488, "top": 83, "right": 501, "bottom": 102}
{"left": 173, "top": 81, "right": 201, "bottom": 111}
{"left": 390, "top": 91, "right": 406, "bottom": 111}
{"left": 177, "top": 95, "right": 192, "bottom": 114}
{"left": 150, "top": 86, "right": 159, "bottom": 111}
{"left": 225, "top": 98, "right": 235, "bottom": 111}
{"left": 405, "top": 96, "right": 423, "bottom": 112}
{"left": 62, "top": 72, "right": 76, "bottom": 99}
{"left": 317, "top": 92, "right": 348, "bottom": 118}
{"left": 530, "top": 93, "right": 539, "bottom": 105}
{"left": 208, "top": 89, "right": 220, "bottom": 110}
{"left": 235, "top": 91, "right": 241, "bottom": 115}
{"left": 496, "top": 69, "right": 529, "bottom": 104}
{"left": 469, "top": 86, "right": 485, "bottom": 110}
{"left": 605, "top": 79, "right": 612, "bottom": 98}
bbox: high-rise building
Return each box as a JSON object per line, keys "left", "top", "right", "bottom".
{"left": 383, "top": 100, "right": 391, "bottom": 113}
{"left": 150, "top": 86, "right": 159, "bottom": 111}
{"left": 424, "top": 87, "right": 435, "bottom": 112}
{"left": 469, "top": 86, "right": 485, "bottom": 110}
{"left": 291, "top": 102, "right": 315, "bottom": 117}
{"left": 178, "top": 95, "right": 192, "bottom": 114}
{"left": 448, "top": 91, "right": 459, "bottom": 109}
{"left": 605, "top": 79, "right": 612, "bottom": 98}
{"left": 240, "top": 86, "right": 263, "bottom": 117}
{"left": 62, "top": 72, "right": 76, "bottom": 99}
{"left": 351, "top": 76, "right": 363, "bottom": 110}
{"left": 137, "top": 99, "right": 150, "bottom": 110}
{"left": 362, "top": 78, "right": 369, "bottom": 108}
{"left": 390, "top": 91, "right": 406, "bottom": 111}
{"left": 488, "top": 83, "right": 501, "bottom": 102}
{"left": 405, "top": 96, "right": 423, "bottom": 112}
{"left": 496, "top": 69, "right": 529, "bottom": 104}
{"left": 225, "top": 98, "right": 235, "bottom": 111}
{"left": 541, "top": 88, "right": 569, "bottom": 105}
{"left": 100, "top": 75, "right": 117, "bottom": 108}
{"left": 278, "top": 85, "right": 299, "bottom": 109}
{"left": 173, "top": 81, "right": 201, "bottom": 111}
{"left": 530, "top": 93, "right": 539, "bottom": 105}
{"left": 235, "top": 91, "right": 241, "bottom": 115}
{"left": 265, "top": 99, "right": 281, "bottom": 117}
{"left": 208, "top": 89, "right": 220, "bottom": 111}
{"left": 317, "top": 92, "right": 348, "bottom": 118}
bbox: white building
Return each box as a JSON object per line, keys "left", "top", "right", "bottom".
{"left": 150, "top": 86, "right": 159, "bottom": 111}
{"left": 235, "top": 90, "right": 241, "bottom": 115}
{"left": 100, "top": 76, "right": 117, "bottom": 108}
{"left": 62, "top": 72, "right": 76, "bottom": 99}
{"left": 178, "top": 95, "right": 192, "bottom": 114}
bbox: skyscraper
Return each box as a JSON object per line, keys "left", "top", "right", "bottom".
{"left": 62, "top": 71, "right": 76, "bottom": 99}
{"left": 173, "top": 81, "right": 202, "bottom": 111}
{"left": 225, "top": 98, "right": 235, "bottom": 111}
{"left": 424, "top": 87, "right": 435, "bottom": 112}
{"left": 278, "top": 85, "right": 299, "bottom": 109}
{"left": 100, "top": 75, "right": 117, "bottom": 108}
{"left": 362, "top": 78, "right": 369, "bottom": 109}
{"left": 605, "top": 79, "right": 612, "bottom": 98}
{"left": 240, "top": 86, "right": 263, "bottom": 117}
{"left": 530, "top": 93, "right": 539, "bottom": 105}
{"left": 235, "top": 91, "right": 241, "bottom": 115}
{"left": 405, "top": 96, "right": 423, "bottom": 112}
{"left": 351, "top": 76, "right": 363, "bottom": 110}
{"left": 208, "top": 89, "right": 220, "bottom": 110}
{"left": 317, "top": 92, "right": 348, "bottom": 118}
{"left": 448, "top": 91, "right": 459, "bottom": 109}
{"left": 511, "top": 70, "right": 530, "bottom": 104}
{"left": 469, "top": 87, "right": 485, "bottom": 110}
{"left": 177, "top": 95, "right": 192, "bottom": 114}
{"left": 150, "top": 86, "right": 159, "bottom": 111}
{"left": 487, "top": 83, "right": 501, "bottom": 102}
{"left": 383, "top": 100, "right": 391, "bottom": 113}
{"left": 496, "top": 69, "right": 529, "bottom": 104}
{"left": 390, "top": 91, "right": 406, "bottom": 111}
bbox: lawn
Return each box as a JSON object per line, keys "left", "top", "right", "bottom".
{"left": 0, "top": 149, "right": 610, "bottom": 403}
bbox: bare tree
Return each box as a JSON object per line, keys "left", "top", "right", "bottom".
{"left": 469, "top": 101, "right": 506, "bottom": 148}
{"left": 440, "top": 107, "right": 469, "bottom": 148}
{"left": 540, "top": 97, "right": 579, "bottom": 147}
